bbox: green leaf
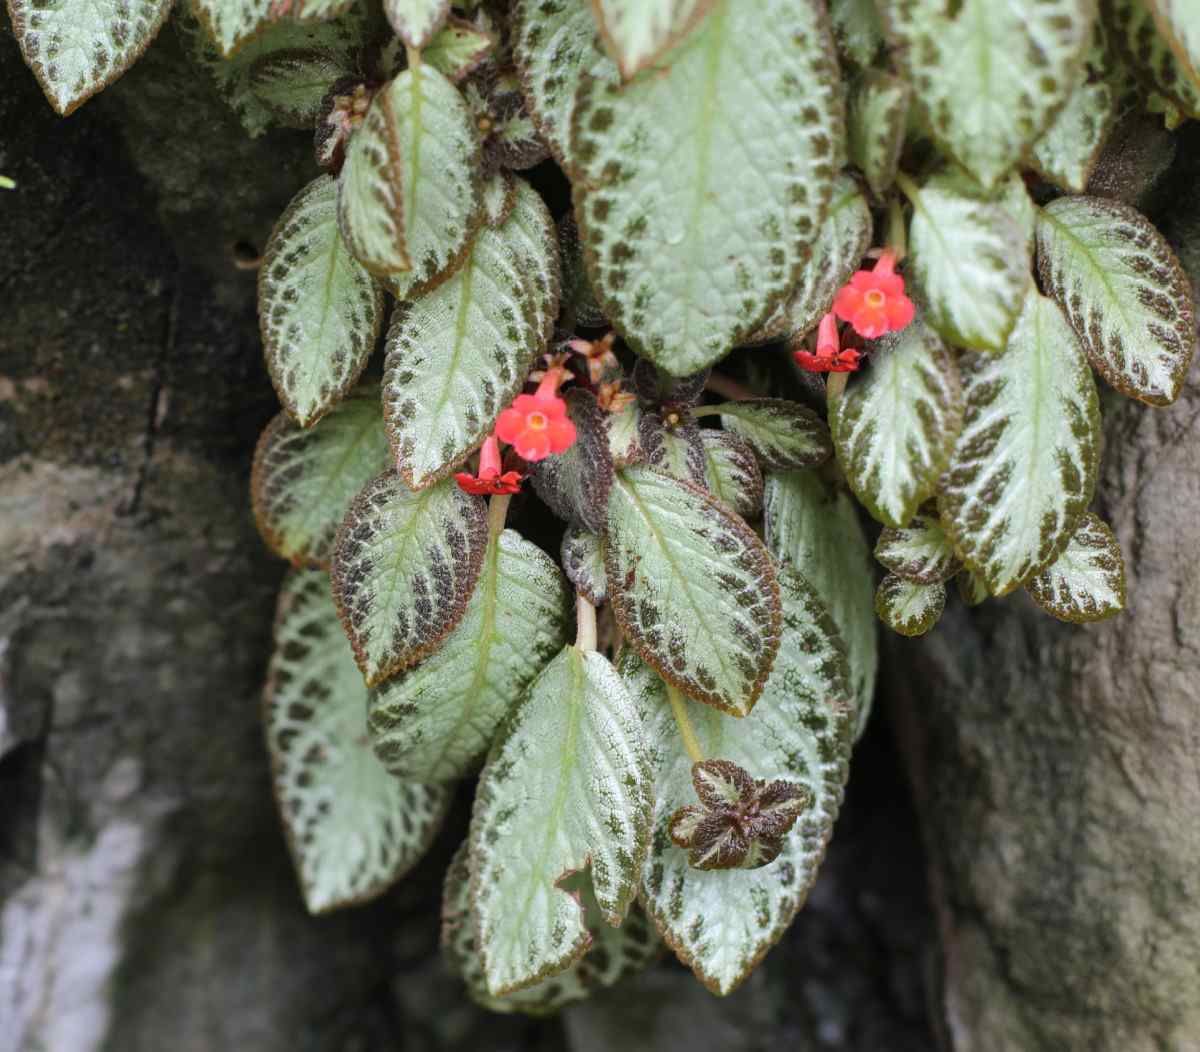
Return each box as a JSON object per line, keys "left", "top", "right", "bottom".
{"left": 847, "top": 72, "right": 910, "bottom": 197}
{"left": 561, "top": 527, "right": 608, "bottom": 605}
{"left": 251, "top": 388, "right": 391, "bottom": 568}
{"left": 700, "top": 431, "right": 763, "bottom": 519}
{"left": 338, "top": 65, "right": 481, "bottom": 282}
{"left": 626, "top": 567, "right": 853, "bottom": 995}
{"left": 748, "top": 175, "right": 873, "bottom": 344}
{"left": 424, "top": 15, "right": 496, "bottom": 81}
{"left": 590, "top": 0, "right": 716, "bottom": 77}
{"left": 830, "top": 320, "right": 963, "bottom": 528}
{"left": 330, "top": 471, "right": 489, "bottom": 685}
{"left": 905, "top": 171, "right": 1033, "bottom": 352}
{"left": 292, "top": 0, "right": 359, "bottom": 14}
{"left": 874, "top": 573, "right": 945, "bottom": 636}
{"left": 605, "top": 467, "right": 781, "bottom": 716}
{"left": 637, "top": 415, "right": 708, "bottom": 487}
{"left": 260, "top": 176, "right": 384, "bottom": 427}
{"left": 512, "top": 0, "right": 607, "bottom": 171}
{"left": 715, "top": 399, "right": 832, "bottom": 472}
{"left": 192, "top": 0, "right": 273, "bottom": 57}
{"left": 874, "top": 511, "right": 962, "bottom": 583}
{"left": 883, "top": 0, "right": 1094, "bottom": 188}
{"left": 383, "top": 180, "right": 559, "bottom": 488}
{"left": 384, "top": 0, "right": 450, "bottom": 48}
{"left": 249, "top": 48, "right": 351, "bottom": 127}
{"left": 1103, "top": 0, "right": 1200, "bottom": 117}
{"left": 530, "top": 390, "right": 616, "bottom": 532}
{"left": 606, "top": 396, "right": 644, "bottom": 467}
{"left": 442, "top": 843, "right": 661, "bottom": 1016}
{"left": 368, "top": 528, "right": 570, "bottom": 781}
{"left": 480, "top": 169, "right": 518, "bottom": 227}
{"left": 956, "top": 567, "right": 989, "bottom": 606}
{"left": 9, "top": 0, "right": 172, "bottom": 115}
{"left": 1025, "top": 511, "right": 1126, "bottom": 622}
{"left": 264, "top": 568, "right": 451, "bottom": 914}
{"left": 572, "top": 0, "right": 842, "bottom": 376}
{"left": 830, "top": 0, "right": 886, "bottom": 66}
{"left": 470, "top": 646, "right": 652, "bottom": 995}
{"left": 1146, "top": 0, "right": 1200, "bottom": 90}
{"left": 938, "top": 289, "right": 1100, "bottom": 596}
{"left": 764, "top": 470, "right": 877, "bottom": 738}
{"left": 1036, "top": 195, "right": 1196, "bottom": 407}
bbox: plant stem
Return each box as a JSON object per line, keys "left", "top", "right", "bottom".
{"left": 887, "top": 196, "right": 908, "bottom": 262}
{"left": 704, "top": 372, "right": 755, "bottom": 402}
{"left": 667, "top": 684, "right": 704, "bottom": 764}
{"left": 826, "top": 371, "right": 849, "bottom": 404}
{"left": 575, "top": 594, "right": 597, "bottom": 652}
{"left": 487, "top": 494, "right": 511, "bottom": 538}
{"left": 406, "top": 45, "right": 422, "bottom": 70}
{"left": 893, "top": 170, "right": 921, "bottom": 210}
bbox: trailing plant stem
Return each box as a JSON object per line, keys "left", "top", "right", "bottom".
{"left": 826, "top": 371, "right": 849, "bottom": 403}
{"left": 487, "top": 494, "right": 512, "bottom": 538}
{"left": 575, "top": 594, "right": 597, "bottom": 652}
{"left": 667, "top": 684, "right": 705, "bottom": 764}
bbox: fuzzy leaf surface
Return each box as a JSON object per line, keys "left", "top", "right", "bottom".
{"left": 9, "top": 0, "right": 172, "bottom": 115}
{"left": 830, "top": 0, "right": 886, "bottom": 65}
{"left": 700, "top": 431, "right": 763, "bottom": 519}
{"left": 260, "top": 176, "right": 384, "bottom": 427}
{"left": 470, "top": 646, "right": 652, "bottom": 995}
{"left": 847, "top": 72, "right": 910, "bottom": 197}
{"left": 939, "top": 290, "right": 1100, "bottom": 596}
{"left": 907, "top": 172, "right": 1032, "bottom": 352}
{"left": 1037, "top": 195, "right": 1196, "bottom": 407}
{"left": 383, "top": 182, "right": 559, "bottom": 488}
{"left": 874, "top": 574, "right": 945, "bottom": 636}
{"left": 1147, "top": 0, "right": 1200, "bottom": 88}
{"left": 605, "top": 467, "right": 781, "bottom": 717}
{"left": 716, "top": 399, "right": 832, "bottom": 472}
{"left": 884, "top": 0, "right": 1093, "bottom": 187}
{"left": 530, "top": 389, "right": 615, "bottom": 532}
{"left": 368, "top": 529, "right": 569, "bottom": 781}
{"left": 1025, "top": 511, "right": 1126, "bottom": 622}
{"left": 572, "top": 0, "right": 841, "bottom": 375}
{"left": 561, "top": 527, "right": 608, "bottom": 605}
{"left": 249, "top": 49, "right": 351, "bottom": 127}
{"left": 590, "top": 0, "right": 716, "bottom": 77}
{"left": 764, "top": 470, "right": 877, "bottom": 738}
{"left": 191, "top": 0, "right": 274, "bottom": 57}
{"left": 874, "top": 511, "right": 961, "bottom": 583}
{"left": 1104, "top": 0, "right": 1200, "bottom": 116}
{"left": 424, "top": 16, "right": 496, "bottom": 81}
{"left": 830, "top": 320, "right": 963, "bottom": 528}
{"left": 637, "top": 415, "right": 708, "bottom": 487}
{"left": 264, "top": 569, "right": 450, "bottom": 914}
{"left": 384, "top": 0, "right": 450, "bottom": 47}
{"left": 627, "top": 567, "right": 853, "bottom": 995}
{"left": 331, "top": 471, "right": 488, "bottom": 685}
{"left": 251, "top": 388, "right": 391, "bottom": 568}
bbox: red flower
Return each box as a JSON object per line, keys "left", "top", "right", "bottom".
{"left": 455, "top": 435, "right": 524, "bottom": 496}
{"left": 832, "top": 249, "right": 915, "bottom": 339}
{"left": 795, "top": 312, "right": 862, "bottom": 373}
{"left": 495, "top": 370, "right": 577, "bottom": 462}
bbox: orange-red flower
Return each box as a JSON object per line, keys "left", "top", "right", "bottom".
{"left": 795, "top": 312, "right": 862, "bottom": 373}
{"left": 832, "top": 249, "right": 915, "bottom": 339}
{"left": 455, "top": 435, "right": 524, "bottom": 496}
{"left": 495, "top": 370, "right": 577, "bottom": 462}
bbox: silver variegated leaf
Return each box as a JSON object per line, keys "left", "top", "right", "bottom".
{"left": 424, "top": 15, "right": 496, "bottom": 81}
{"left": 470, "top": 646, "right": 652, "bottom": 995}
{"left": 572, "top": 0, "right": 842, "bottom": 376}
{"left": 748, "top": 175, "right": 873, "bottom": 344}
{"left": 939, "top": 289, "right": 1100, "bottom": 596}
{"left": 874, "top": 511, "right": 961, "bottom": 583}
{"left": 627, "top": 567, "right": 853, "bottom": 995}
{"left": 384, "top": 0, "right": 450, "bottom": 47}
{"left": 1025, "top": 511, "right": 1126, "bottom": 622}
{"left": 368, "top": 528, "right": 569, "bottom": 781}
{"left": 260, "top": 176, "right": 384, "bottom": 427}
{"left": 606, "top": 396, "right": 644, "bottom": 467}
{"left": 383, "top": 181, "right": 559, "bottom": 488}
{"left": 561, "top": 527, "right": 608, "bottom": 605}
{"left": 330, "top": 471, "right": 489, "bottom": 685}
{"left": 10, "top": 0, "right": 172, "bottom": 115}
{"left": 443, "top": 844, "right": 660, "bottom": 1016}
{"left": 291, "top": 0, "right": 358, "bottom": 14}
{"left": 249, "top": 49, "right": 352, "bottom": 128}
{"left": 764, "top": 470, "right": 877, "bottom": 738}
{"left": 637, "top": 414, "right": 708, "bottom": 487}
{"left": 956, "top": 567, "right": 989, "bottom": 606}
{"left": 605, "top": 467, "right": 782, "bottom": 717}
{"left": 700, "top": 431, "right": 763, "bottom": 519}
{"left": 192, "top": 0, "right": 274, "bottom": 57}
{"left": 906, "top": 171, "right": 1032, "bottom": 352}
{"left": 512, "top": 0, "right": 607, "bottom": 171}
{"left": 481, "top": 169, "right": 518, "bottom": 227}
{"left": 1146, "top": 0, "right": 1200, "bottom": 89}
{"left": 830, "top": 319, "right": 963, "bottom": 528}
{"left": 715, "top": 399, "right": 832, "bottom": 472}
{"left": 874, "top": 574, "right": 945, "bottom": 636}
{"left": 1103, "top": 0, "right": 1200, "bottom": 117}
{"left": 530, "top": 389, "right": 616, "bottom": 532}
{"left": 590, "top": 0, "right": 716, "bottom": 77}
{"left": 251, "top": 388, "right": 391, "bottom": 568}
{"left": 830, "top": 0, "right": 886, "bottom": 66}
{"left": 883, "top": 0, "right": 1094, "bottom": 188}
{"left": 264, "top": 568, "right": 451, "bottom": 914}
{"left": 338, "top": 65, "right": 481, "bottom": 283}
{"left": 847, "top": 72, "right": 911, "bottom": 197}
{"left": 1036, "top": 195, "right": 1196, "bottom": 407}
